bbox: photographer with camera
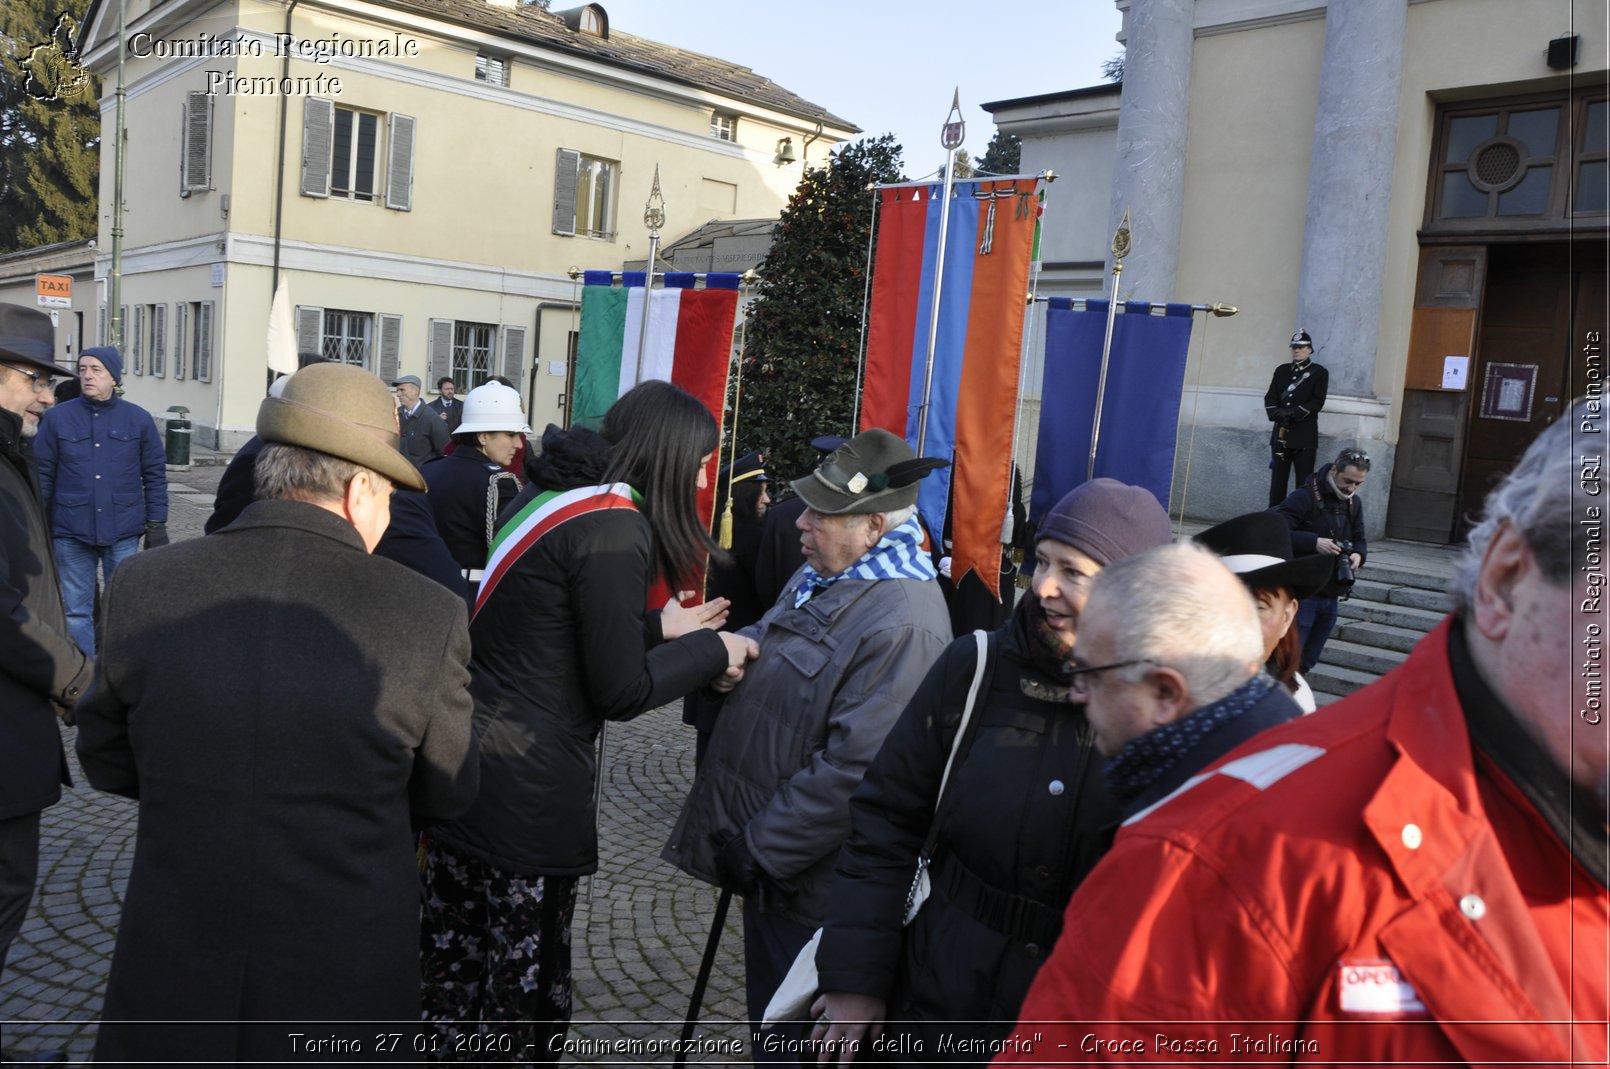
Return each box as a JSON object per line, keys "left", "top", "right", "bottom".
{"left": 1274, "top": 448, "right": 1369, "bottom": 672}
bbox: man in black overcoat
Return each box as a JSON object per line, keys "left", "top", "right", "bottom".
{"left": 0, "top": 306, "right": 88, "bottom": 1039}
{"left": 76, "top": 363, "right": 480, "bottom": 1064}
{"left": 1264, "top": 328, "right": 1329, "bottom": 506}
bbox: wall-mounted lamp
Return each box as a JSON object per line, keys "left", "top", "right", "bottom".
{"left": 774, "top": 137, "right": 797, "bottom": 166}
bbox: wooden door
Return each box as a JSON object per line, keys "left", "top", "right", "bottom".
{"left": 1457, "top": 242, "right": 1605, "bottom": 533}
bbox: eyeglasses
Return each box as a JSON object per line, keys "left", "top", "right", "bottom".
{"left": 1, "top": 363, "right": 53, "bottom": 391}
{"left": 1066, "top": 658, "right": 1149, "bottom": 693}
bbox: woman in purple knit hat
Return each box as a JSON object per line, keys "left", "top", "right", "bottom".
{"left": 809, "top": 479, "right": 1174, "bottom": 1061}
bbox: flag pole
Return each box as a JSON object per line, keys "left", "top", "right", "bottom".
{"left": 1087, "top": 209, "right": 1131, "bottom": 482}
{"left": 635, "top": 165, "right": 667, "bottom": 385}
{"left": 915, "top": 89, "right": 967, "bottom": 455}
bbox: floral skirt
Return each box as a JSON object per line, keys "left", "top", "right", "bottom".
{"left": 419, "top": 836, "right": 579, "bottom": 1065}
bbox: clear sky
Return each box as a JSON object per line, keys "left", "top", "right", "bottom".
{"left": 600, "top": 0, "right": 1125, "bottom": 178}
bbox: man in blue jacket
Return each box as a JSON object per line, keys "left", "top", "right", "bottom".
{"left": 35, "top": 346, "right": 168, "bottom": 655}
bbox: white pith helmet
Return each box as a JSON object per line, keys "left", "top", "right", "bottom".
{"left": 456, "top": 382, "right": 532, "bottom": 436}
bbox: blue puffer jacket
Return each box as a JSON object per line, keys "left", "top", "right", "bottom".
{"left": 36, "top": 394, "right": 168, "bottom": 545}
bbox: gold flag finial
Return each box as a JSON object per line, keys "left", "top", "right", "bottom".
{"left": 1111, "top": 208, "right": 1132, "bottom": 262}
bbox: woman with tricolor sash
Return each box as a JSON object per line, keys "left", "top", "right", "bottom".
{"left": 418, "top": 381, "right": 758, "bottom": 1061}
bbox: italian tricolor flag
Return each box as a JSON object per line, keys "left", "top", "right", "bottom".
{"left": 571, "top": 270, "right": 741, "bottom": 578}
{"left": 573, "top": 271, "right": 739, "bottom": 433}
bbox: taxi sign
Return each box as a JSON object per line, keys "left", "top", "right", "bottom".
{"left": 36, "top": 274, "right": 73, "bottom": 308}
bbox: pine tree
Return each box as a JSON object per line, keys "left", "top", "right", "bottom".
{"left": 977, "top": 130, "right": 1021, "bottom": 175}
{"left": 735, "top": 135, "right": 905, "bottom": 480}
{"left": 0, "top": 0, "right": 100, "bottom": 253}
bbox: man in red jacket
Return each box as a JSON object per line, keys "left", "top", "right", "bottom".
{"left": 996, "top": 403, "right": 1604, "bottom": 1066}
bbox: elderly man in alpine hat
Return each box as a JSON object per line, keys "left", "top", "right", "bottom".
{"left": 77, "top": 362, "right": 479, "bottom": 1064}
{"left": 665, "top": 427, "right": 953, "bottom": 1056}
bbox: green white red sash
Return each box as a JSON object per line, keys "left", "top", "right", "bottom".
{"left": 473, "top": 482, "right": 640, "bottom": 618}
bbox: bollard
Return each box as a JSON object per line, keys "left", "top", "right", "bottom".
{"left": 164, "top": 405, "right": 192, "bottom": 469}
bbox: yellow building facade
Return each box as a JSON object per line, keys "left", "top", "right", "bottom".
{"left": 78, "top": 0, "right": 855, "bottom": 446}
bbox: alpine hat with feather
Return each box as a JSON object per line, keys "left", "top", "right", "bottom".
{"left": 792, "top": 427, "right": 948, "bottom": 515}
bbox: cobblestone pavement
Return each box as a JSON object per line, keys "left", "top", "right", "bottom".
{"left": 2, "top": 462, "right": 751, "bottom": 1064}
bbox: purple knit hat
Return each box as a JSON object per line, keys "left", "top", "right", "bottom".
{"left": 82, "top": 346, "right": 124, "bottom": 385}
{"left": 1036, "top": 479, "right": 1173, "bottom": 567}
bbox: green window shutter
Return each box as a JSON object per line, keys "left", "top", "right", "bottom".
{"left": 131, "top": 305, "right": 144, "bottom": 375}
{"left": 173, "top": 303, "right": 188, "bottom": 380}
{"left": 151, "top": 304, "right": 166, "bottom": 377}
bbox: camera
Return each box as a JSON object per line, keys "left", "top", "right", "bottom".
{"left": 1333, "top": 540, "right": 1356, "bottom": 588}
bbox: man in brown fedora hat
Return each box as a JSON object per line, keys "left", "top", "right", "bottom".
{"left": 664, "top": 427, "right": 953, "bottom": 1055}
{"left": 0, "top": 304, "right": 86, "bottom": 1046}
{"left": 75, "top": 363, "right": 479, "bottom": 1064}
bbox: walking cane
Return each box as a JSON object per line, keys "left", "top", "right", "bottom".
{"left": 676, "top": 888, "right": 732, "bottom": 1066}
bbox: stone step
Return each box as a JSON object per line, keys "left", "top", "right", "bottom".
{"left": 1361, "top": 559, "right": 1454, "bottom": 593}
{"left": 1346, "top": 579, "right": 1453, "bottom": 615}
{"left": 1333, "top": 618, "right": 1431, "bottom": 656}
{"left": 1320, "top": 638, "right": 1407, "bottom": 677}
{"left": 1338, "top": 597, "right": 1446, "bottom": 635}
{"left": 1306, "top": 661, "right": 1378, "bottom": 699}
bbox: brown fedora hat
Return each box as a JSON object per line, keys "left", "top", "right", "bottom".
{"left": 256, "top": 363, "right": 425, "bottom": 491}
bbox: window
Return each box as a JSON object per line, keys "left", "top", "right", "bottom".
{"left": 710, "top": 112, "right": 737, "bottom": 141}
{"left": 332, "top": 107, "right": 378, "bottom": 201}
{"left": 300, "top": 98, "right": 414, "bottom": 210}
{"left": 475, "top": 53, "right": 508, "bottom": 87}
{"left": 1428, "top": 90, "right": 1610, "bottom": 230}
{"left": 428, "top": 319, "right": 524, "bottom": 390}
{"left": 192, "top": 301, "right": 213, "bottom": 381}
{"left": 322, "top": 309, "right": 373, "bottom": 368}
{"left": 453, "top": 321, "right": 496, "bottom": 388}
{"left": 552, "top": 149, "right": 616, "bottom": 238}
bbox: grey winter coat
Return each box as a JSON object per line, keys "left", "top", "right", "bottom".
{"left": 664, "top": 570, "right": 951, "bottom": 927}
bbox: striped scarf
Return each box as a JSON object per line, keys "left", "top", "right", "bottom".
{"left": 795, "top": 517, "right": 936, "bottom": 608}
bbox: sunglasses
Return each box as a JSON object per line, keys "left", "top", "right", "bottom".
{"left": 1338, "top": 449, "right": 1371, "bottom": 469}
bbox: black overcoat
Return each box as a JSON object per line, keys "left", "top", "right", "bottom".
{"left": 76, "top": 499, "right": 479, "bottom": 1063}
{"left": 0, "top": 407, "right": 89, "bottom": 821}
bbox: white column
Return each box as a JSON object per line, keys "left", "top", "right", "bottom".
{"left": 1294, "top": 0, "right": 1408, "bottom": 397}
{"left": 1106, "top": 0, "right": 1195, "bottom": 302}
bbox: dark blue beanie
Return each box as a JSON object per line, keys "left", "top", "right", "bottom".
{"left": 82, "top": 346, "right": 124, "bottom": 385}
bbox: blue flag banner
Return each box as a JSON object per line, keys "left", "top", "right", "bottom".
{"left": 1029, "top": 300, "right": 1195, "bottom": 524}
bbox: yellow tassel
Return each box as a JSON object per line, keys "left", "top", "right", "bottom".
{"left": 718, "top": 501, "right": 734, "bottom": 549}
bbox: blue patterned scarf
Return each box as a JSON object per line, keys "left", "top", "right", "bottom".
{"left": 794, "top": 517, "right": 936, "bottom": 607}
{"left": 1103, "top": 672, "right": 1279, "bottom": 804}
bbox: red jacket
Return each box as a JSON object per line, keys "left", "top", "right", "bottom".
{"left": 997, "top": 619, "right": 1607, "bottom": 1066}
